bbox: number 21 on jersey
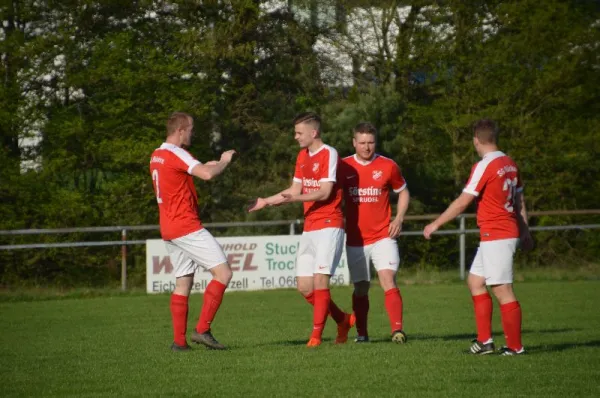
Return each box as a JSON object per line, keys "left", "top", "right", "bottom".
{"left": 152, "top": 169, "right": 163, "bottom": 204}
{"left": 503, "top": 177, "right": 518, "bottom": 212}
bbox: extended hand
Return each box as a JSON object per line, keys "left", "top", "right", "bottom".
{"left": 248, "top": 198, "right": 268, "bottom": 212}
{"left": 423, "top": 223, "right": 439, "bottom": 240}
{"left": 220, "top": 149, "right": 237, "bottom": 164}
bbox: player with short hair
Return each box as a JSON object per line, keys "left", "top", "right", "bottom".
{"left": 248, "top": 112, "right": 354, "bottom": 347}
{"left": 339, "top": 122, "right": 410, "bottom": 343}
{"left": 150, "top": 112, "right": 237, "bottom": 352}
{"left": 424, "top": 119, "right": 533, "bottom": 356}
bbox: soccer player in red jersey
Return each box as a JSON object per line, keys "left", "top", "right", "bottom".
{"left": 150, "top": 112, "right": 237, "bottom": 352}
{"left": 424, "top": 119, "right": 533, "bottom": 356}
{"left": 339, "top": 122, "right": 410, "bottom": 343}
{"left": 248, "top": 112, "right": 354, "bottom": 347}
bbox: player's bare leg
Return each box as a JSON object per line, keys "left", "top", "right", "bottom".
{"left": 467, "top": 273, "right": 487, "bottom": 296}
{"left": 467, "top": 273, "right": 495, "bottom": 354}
{"left": 191, "top": 263, "right": 232, "bottom": 350}
{"left": 491, "top": 283, "right": 524, "bottom": 355}
{"left": 352, "top": 281, "right": 370, "bottom": 342}
{"left": 170, "top": 274, "right": 194, "bottom": 351}
{"left": 378, "top": 269, "right": 406, "bottom": 343}
{"left": 490, "top": 283, "right": 517, "bottom": 304}
{"left": 297, "top": 275, "right": 314, "bottom": 297}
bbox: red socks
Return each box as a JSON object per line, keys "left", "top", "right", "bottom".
{"left": 472, "top": 293, "right": 523, "bottom": 350}
{"left": 352, "top": 294, "right": 369, "bottom": 337}
{"left": 305, "top": 288, "right": 403, "bottom": 338}
{"left": 170, "top": 294, "right": 189, "bottom": 346}
{"left": 196, "top": 280, "right": 227, "bottom": 334}
{"left": 384, "top": 288, "right": 404, "bottom": 332}
{"left": 304, "top": 292, "right": 315, "bottom": 305}
{"left": 303, "top": 292, "right": 346, "bottom": 324}
{"left": 328, "top": 299, "right": 347, "bottom": 324}
{"left": 501, "top": 301, "right": 523, "bottom": 351}
{"left": 170, "top": 280, "right": 227, "bottom": 345}
{"left": 310, "top": 289, "right": 331, "bottom": 339}
{"left": 472, "top": 292, "right": 493, "bottom": 343}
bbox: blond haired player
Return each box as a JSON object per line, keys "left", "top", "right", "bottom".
{"left": 339, "top": 122, "right": 410, "bottom": 343}
{"left": 424, "top": 119, "right": 533, "bottom": 356}
{"left": 150, "top": 112, "right": 236, "bottom": 351}
{"left": 248, "top": 112, "right": 354, "bottom": 347}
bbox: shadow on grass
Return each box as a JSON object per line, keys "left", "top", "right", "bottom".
{"left": 263, "top": 337, "right": 335, "bottom": 347}
{"left": 409, "top": 328, "right": 582, "bottom": 342}
{"left": 251, "top": 328, "right": 586, "bottom": 348}
{"left": 527, "top": 340, "right": 600, "bottom": 353}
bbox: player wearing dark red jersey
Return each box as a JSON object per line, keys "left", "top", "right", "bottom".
{"left": 150, "top": 112, "right": 236, "bottom": 351}
{"left": 424, "top": 119, "right": 533, "bottom": 356}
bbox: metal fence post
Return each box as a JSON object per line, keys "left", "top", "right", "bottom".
{"left": 121, "top": 229, "right": 127, "bottom": 291}
{"left": 459, "top": 216, "right": 466, "bottom": 280}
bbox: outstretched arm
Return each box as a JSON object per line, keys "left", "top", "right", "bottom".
{"left": 191, "top": 150, "right": 236, "bottom": 181}
{"left": 423, "top": 192, "right": 475, "bottom": 239}
{"left": 248, "top": 181, "right": 303, "bottom": 212}
{"left": 281, "top": 181, "right": 334, "bottom": 203}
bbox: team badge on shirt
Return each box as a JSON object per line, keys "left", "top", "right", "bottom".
{"left": 313, "top": 163, "right": 320, "bottom": 172}
{"left": 372, "top": 170, "right": 383, "bottom": 180}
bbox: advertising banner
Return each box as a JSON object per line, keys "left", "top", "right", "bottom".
{"left": 146, "top": 235, "right": 349, "bottom": 293}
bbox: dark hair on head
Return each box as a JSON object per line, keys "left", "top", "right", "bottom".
{"left": 353, "top": 122, "right": 377, "bottom": 137}
{"left": 473, "top": 119, "right": 498, "bottom": 144}
{"left": 293, "top": 112, "right": 321, "bottom": 132}
{"left": 167, "top": 112, "right": 192, "bottom": 136}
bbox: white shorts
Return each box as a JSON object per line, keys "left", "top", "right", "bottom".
{"left": 469, "top": 238, "right": 519, "bottom": 285}
{"left": 165, "top": 229, "right": 228, "bottom": 278}
{"left": 346, "top": 237, "right": 400, "bottom": 283}
{"left": 296, "top": 228, "right": 344, "bottom": 277}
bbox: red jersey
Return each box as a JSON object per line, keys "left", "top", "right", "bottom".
{"left": 340, "top": 154, "right": 407, "bottom": 246}
{"left": 293, "top": 144, "right": 344, "bottom": 232}
{"left": 149, "top": 143, "right": 203, "bottom": 240}
{"left": 463, "top": 151, "right": 523, "bottom": 242}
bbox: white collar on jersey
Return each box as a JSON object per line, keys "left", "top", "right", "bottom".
{"left": 160, "top": 143, "right": 179, "bottom": 150}
{"left": 482, "top": 150, "right": 505, "bottom": 159}
{"left": 308, "top": 144, "right": 327, "bottom": 157}
{"left": 353, "top": 153, "right": 379, "bottom": 166}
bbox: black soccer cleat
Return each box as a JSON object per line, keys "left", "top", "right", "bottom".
{"left": 191, "top": 329, "right": 226, "bottom": 350}
{"left": 469, "top": 339, "right": 495, "bottom": 355}
{"left": 354, "top": 336, "right": 370, "bottom": 343}
{"left": 498, "top": 346, "right": 525, "bottom": 356}
{"left": 391, "top": 330, "right": 407, "bottom": 344}
{"left": 171, "top": 342, "right": 192, "bottom": 352}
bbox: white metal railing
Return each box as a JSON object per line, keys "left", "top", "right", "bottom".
{"left": 1, "top": 210, "right": 599, "bottom": 290}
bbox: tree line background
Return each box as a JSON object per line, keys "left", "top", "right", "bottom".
{"left": 1, "top": 0, "right": 599, "bottom": 287}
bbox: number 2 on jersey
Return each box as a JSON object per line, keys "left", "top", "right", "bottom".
{"left": 503, "top": 177, "right": 518, "bottom": 212}
{"left": 152, "top": 169, "right": 163, "bottom": 204}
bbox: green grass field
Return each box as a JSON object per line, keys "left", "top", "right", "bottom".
{"left": 1, "top": 281, "right": 599, "bottom": 397}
